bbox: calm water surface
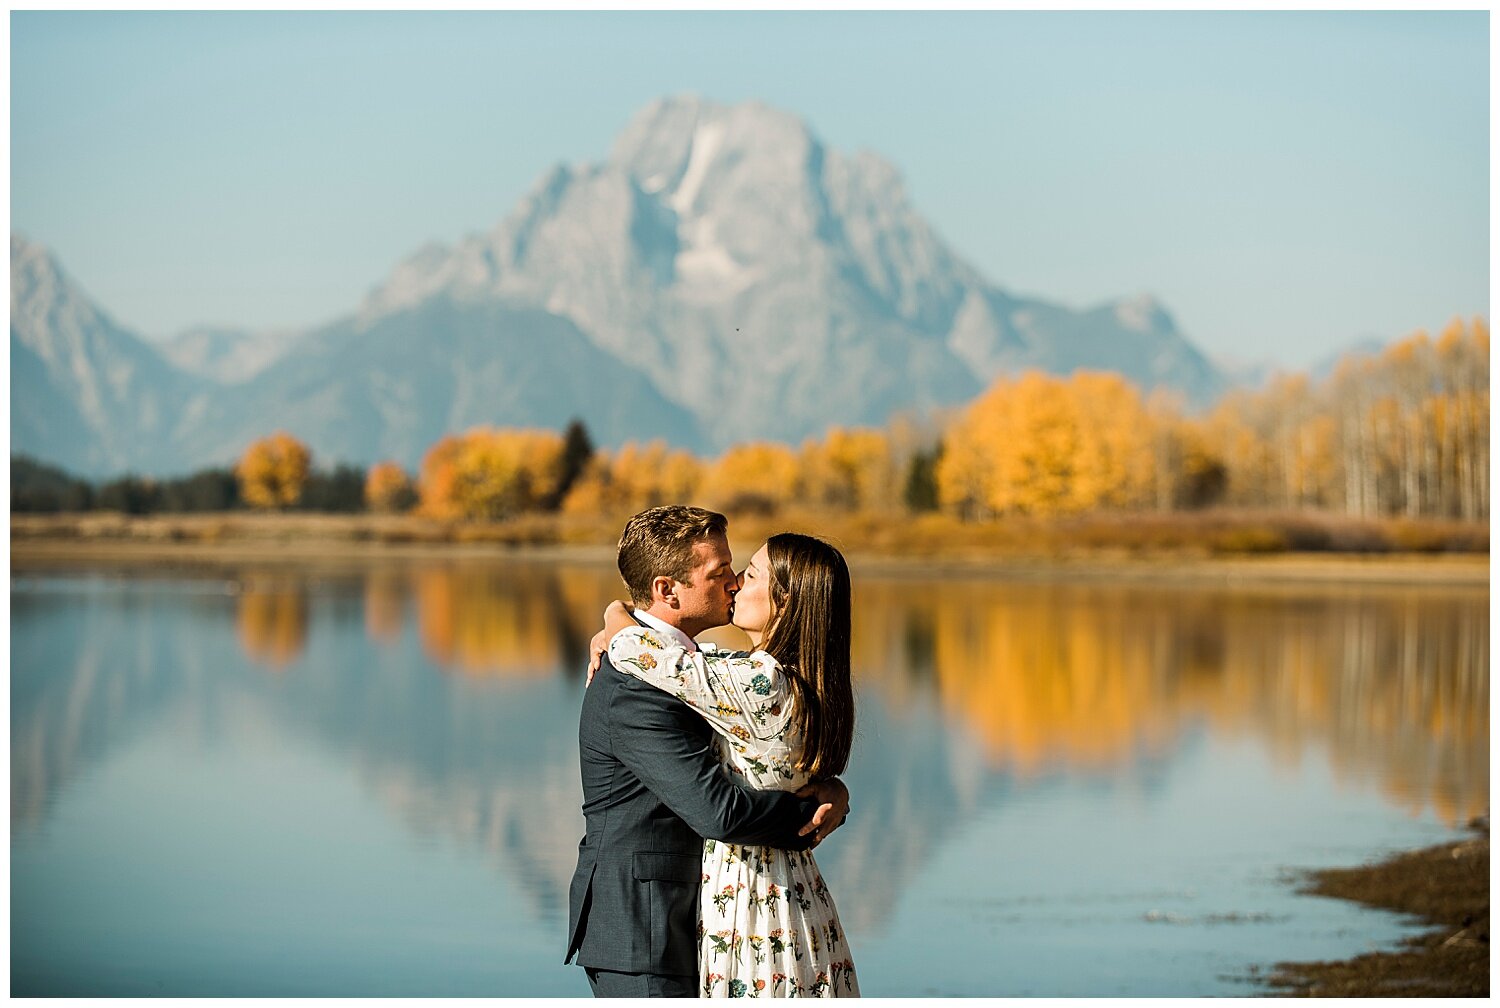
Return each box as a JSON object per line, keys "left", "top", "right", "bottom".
{"left": 10, "top": 560, "right": 1488, "bottom": 996}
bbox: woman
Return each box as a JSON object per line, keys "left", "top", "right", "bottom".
{"left": 590, "top": 532, "right": 859, "bottom": 998}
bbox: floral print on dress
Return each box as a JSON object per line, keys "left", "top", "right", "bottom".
{"left": 608, "top": 628, "right": 860, "bottom": 998}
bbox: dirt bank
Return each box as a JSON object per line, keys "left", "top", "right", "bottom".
{"left": 1265, "top": 822, "right": 1489, "bottom": 997}
{"left": 9, "top": 513, "right": 1490, "bottom": 588}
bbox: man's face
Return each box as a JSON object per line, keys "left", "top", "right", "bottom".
{"left": 669, "top": 532, "right": 738, "bottom": 635}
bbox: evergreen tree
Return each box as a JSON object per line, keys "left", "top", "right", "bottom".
{"left": 550, "top": 418, "right": 596, "bottom": 510}
{"left": 903, "top": 448, "right": 941, "bottom": 512}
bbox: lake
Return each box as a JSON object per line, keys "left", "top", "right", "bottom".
{"left": 10, "top": 558, "right": 1488, "bottom": 996}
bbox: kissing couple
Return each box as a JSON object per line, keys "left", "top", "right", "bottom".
{"left": 566, "top": 505, "right": 861, "bottom": 998}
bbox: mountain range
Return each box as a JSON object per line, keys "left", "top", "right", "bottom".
{"left": 13, "top": 95, "right": 1228, "bottom": 479}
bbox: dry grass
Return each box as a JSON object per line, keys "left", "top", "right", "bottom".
{"left": 724, "top": 508, "right": 1488, "bottom": 559}
{"left": 11, "top": 508, "right": 1487, "bottom": 565}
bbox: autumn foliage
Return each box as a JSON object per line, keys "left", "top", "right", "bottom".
{"left": 365, "top": 461, "right": 417, "bottom": 513}
{"left": 417, "top": 428, "right": 570, "bottom": 520}
{"left": 1194, "top": 318, "right": 1488, "bottom": 519}
{"left": 936, "top": 371, "right": 1156, "bottom": 517}
{"left": 236, "top": 580, "right": 308, "bottom": 669}
{"left": 928, "top": 317, "right": 1487, "bottom": 522}
{"left": 561, "top": 440, "right": 704, "bottom": 517}
{"left": 204, "top": 316, "right": 1486, "bottom": 527}
{"left": 236, "top": 431, "right": 312, "bottom": 510}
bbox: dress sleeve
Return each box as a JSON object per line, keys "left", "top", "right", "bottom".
{"left": 607, "top": 626, "right": 792, "bottom": 743}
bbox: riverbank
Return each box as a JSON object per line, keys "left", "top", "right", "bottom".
{"left": 9, "top": 512, "right": 1489, "bottom": 587}
{"left": 5, "top": 513, "right": 1488, "bottom": 591}
{"left": 1264, "top": 822, "right": 1489, "bottom": 997}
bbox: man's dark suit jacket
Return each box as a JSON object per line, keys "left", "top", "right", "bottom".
{"left": 565, "top": 654, "right": 817, "bottom": 978}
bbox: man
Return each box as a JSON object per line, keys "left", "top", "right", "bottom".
{"left": 565, "top": 506, "right": 850, "bottom": 997}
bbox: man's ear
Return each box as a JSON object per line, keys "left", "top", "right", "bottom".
{"left": 652, "top": 575, "right": 679, "bottom": 608}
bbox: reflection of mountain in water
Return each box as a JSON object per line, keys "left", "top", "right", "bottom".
{"left": 11, "top": 579, "right": 239, "bottom": 825}
{"left": 11, "top": 565, "right": 1488, "bottom": 939}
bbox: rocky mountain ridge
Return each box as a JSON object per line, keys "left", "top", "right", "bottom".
{"left": 13, "top": 95, "right": 1227, "bottom": 478}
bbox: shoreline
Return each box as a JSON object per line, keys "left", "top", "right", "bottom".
{"left": 1263, "top": 823, "right": 1489, "bottom": 997}
{"left": 8, "top": 536, "right": 1489, "bottom": 589}
{"left": 9, "top": 510, "right": 1487, "bottom": 588}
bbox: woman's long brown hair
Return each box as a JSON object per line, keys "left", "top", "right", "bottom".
{"left": 759, "top": 533, "right": 853, "bottom": 779}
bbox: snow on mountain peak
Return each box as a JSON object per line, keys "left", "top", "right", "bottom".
{"left": 669, "top": 119, "right": 726, "bottom": 215}
{"left": 1113, "top": 293, "right": 1174, "bottom": 334}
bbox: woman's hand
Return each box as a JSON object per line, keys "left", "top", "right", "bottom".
{"left": 586, "top": 600, "right": 637, "bottom": 685}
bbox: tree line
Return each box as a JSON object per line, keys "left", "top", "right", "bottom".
{"left": 12, "top": 317, "right": 1487, "bottom": 522}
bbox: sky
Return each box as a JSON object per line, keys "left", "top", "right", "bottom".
{"left": 9, "top": 10, "right": 1490, "bottom": 369}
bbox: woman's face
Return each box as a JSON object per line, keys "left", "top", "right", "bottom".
{"left": 730, "top": 543, "right": 775, "bottom": 637}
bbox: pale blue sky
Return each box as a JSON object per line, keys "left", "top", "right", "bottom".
{"left": 10, "top": 10, "right": 1489, "bottom": 368}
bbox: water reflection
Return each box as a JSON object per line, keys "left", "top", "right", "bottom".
{"left": 236, "top": 576, "right": 310, "bottom": 669}
{"left": 409, "top": 566, "right": 601, "bottom": 680}
{"left": 16, "top": 564, "right": 1484, "bottom": 832}
{"left": 363, "top": 569, "right": 407, "bottom": 643}
{"left": 9, "top": 562, "right": 1488, "bottom": 994}
{"left": 853, "top": 581, "right": 1489, "bottom": 826}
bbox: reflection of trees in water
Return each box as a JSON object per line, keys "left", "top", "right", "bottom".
{"left": 363, "top": 570, "right": 408, "bottom": 643}
{"left": 236, "top": 578, "right": 310, "bottom": 669}
{"left": 851, "top": 580, "right": 1488, "bottom": 826}
{"left": 330, "top": 566, "right": 1489, "bottom": 925}
{"left": 409, "top": 563, "right": 621, "bottom": 680}
{"left": 14, "top": 566, "right": 1488, "bottom": 947}
{"left": 1194, "top": 592, "right": 1488, "bottom": 827}
{"left": 855, "top": 581, "right": 1194, "bottom": 776}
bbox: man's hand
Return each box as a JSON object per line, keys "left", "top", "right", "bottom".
{"left": 794, "top": 778, "right": 849, "bottom": 847}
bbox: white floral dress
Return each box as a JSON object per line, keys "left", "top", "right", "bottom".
{"left": 609, "top": 627, "right": 860, "bottom": 998}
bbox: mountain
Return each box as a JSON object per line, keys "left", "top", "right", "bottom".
{"left": 170, "top": 297, "right": 703, "bottom": 471}
{"left": 160, "top": 325, "right": 301, "bottom": 385}
{"left": 362, "top": 96, "right": 1224, "bottom": 450}
{"left": 1310, "top": 335, "right": 1390, "bottom": 381}
{"left": 12, "top": 96, "right": 1228, "bottom": 478}
{"left": 10, "top": 235, "right": 208, "bottom": 476}
{"left": 10, "top": 239, "right": 697, "bottom": 476}
{"left": 1213, "top": 334, "right": 1392, "bottom": 392}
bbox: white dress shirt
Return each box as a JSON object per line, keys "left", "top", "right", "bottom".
{"left": 631, "top": 608, "right": 702, "bottom": 653}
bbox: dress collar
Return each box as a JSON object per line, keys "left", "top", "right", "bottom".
{"left": 632, "top": 608, "right": 700, "bottom": 653}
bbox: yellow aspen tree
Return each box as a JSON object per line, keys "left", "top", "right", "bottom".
{"left": 416, "top": 428, "right": 565, "bottom": 519}
{"left": 417, "top": 434, "right": 466, "bottom": 519}
{"left": 1174, "top": 415, "right": 1229, "bottom": 509}
{"left": 831, "top": 427, "right": 900, "bottom": 513}
{"left": 659, "top": 448, "right": 704, "bottom": 504}
{"left": 798, "top": 427, "right": 899, "bottom": 512}
{"left": 1291, "top": 414, "right": 1340, "bottom": 508}
{"left": 1144, "top": 389, "right": 1187, "bottom": 511}
{"left": 936, "top": 371, "right": 1153, "bottom": 517}
{"left": 561, "top": 454, "right": 614, "bottom": 516}
{"left": 700, "top": 441, "right": 801, "bottom": 513}
{"left": 992, "top": 372, "right": 1080, "bottom": 514}
{"left": 1203, "top": 390, "right": 1277, "bottom": 509}
{"left": 935, "top": 394, "right": 1004, "bottom": 518}
{"left": 365, "top": 461, "right": 416, "bottom": 513}
{"left": 1068, "top": 371, "right": 1155, "bottom": 511}
{"left": 236, "top": 431, "right": 312, "bottom": 510}
{"left": 608, "top": 441, "right": 665, "bottom": 513}
{"left": 449, "top": 428, "right": 566, "bottom": 519}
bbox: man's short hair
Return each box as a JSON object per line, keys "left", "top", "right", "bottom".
{"left": 617, "top": 505, "right": 729, "bottom": 607}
